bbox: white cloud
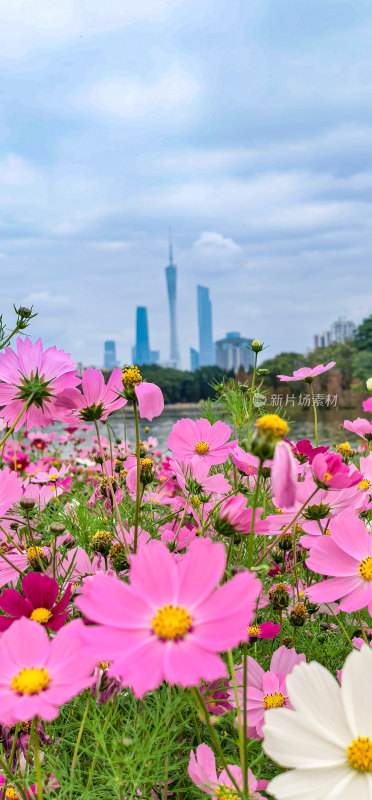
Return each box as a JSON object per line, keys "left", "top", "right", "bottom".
{"left": 23, "top": 291, "right": 70, "bottom": 307}
{"left": 0, "top": 0, "right": 185, "bottom": 58}
{"left": 194, "top": 231, "right": 242, "bottom": 253}
{"left": 87, "top": 63, "right": 200, "bottom": 118}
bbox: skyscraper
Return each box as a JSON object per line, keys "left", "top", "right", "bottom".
{"left": 216, "top": 332, "right": 254, "bottom": 372}
{"left": 133, "top": 307, "right": 150, "bottom": 364}
{"left": 197, "top": 285, "right": 215, "bottom": 366}
{"left": 103, "top": 341, "right": 117, "bottom": 370}
{"left": 165, "top": 236, "right": 180, "bottom": 368}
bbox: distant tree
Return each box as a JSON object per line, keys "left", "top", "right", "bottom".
{"left": 259, "top": 352, "right": 306, "bottom": 393}
{"left": 307, "top": 342, "right": 356, "bottom": 391}
{"left": 352, "top": 350, "right": 372, "bottom": 381}
{"left": 354, "top": 315, "right": 372, "bottom": 351}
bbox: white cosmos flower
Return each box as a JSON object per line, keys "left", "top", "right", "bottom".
{"left": 262, "top": 645, "right": 372, "bottom": 799}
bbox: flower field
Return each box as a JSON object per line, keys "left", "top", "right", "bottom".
{"left": 0, "top": 312, "right": 371, "bottom": 799}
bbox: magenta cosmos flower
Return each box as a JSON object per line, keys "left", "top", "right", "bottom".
{"left": 188, "top": 743, "right": 268, "bottom": 799}
{"left": 74, "top": 367, "right": 127, "bottom": 421}
{"left": 305, "top": 512, "right": 372, "bottom": 614}
{"left": 0, "top": 617, "right": 95, "bottom": 724}
{"left": 0, "top": 572, "right": 71, "bottom": 632}
{"left": 76, "top": 538, "right": 261, "bottom": 697}
{"left": 0, "top": 467, "right": 23, "bottom": 516}
{"left": 277, "top": 361, "right": 336, "bottom": 382}
{"left": 0, "top": 337, "right": 81, "bottom": 430}
{"left": 311, "top": 452, "right": 362, "bottom": 489}
{"left": 168, "top": 418, "right": 236, "bottom": 467}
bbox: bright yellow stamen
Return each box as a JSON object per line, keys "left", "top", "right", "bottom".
{"left": 121, "top": 365, "right": 142, "bottom": 385}
{"left": 248, "top": 625, "right": 261, "bottom": 637}
{"left": 99, "top": 661, "right": 110, "bottom": 670}
{"left": 256, "top": 414, "right": 289, "bottom": 438}
{"left": 152, "top": 604, "right": 192, "bottom": 639}
{"left": 347, "top": 736, "right": 372, "bottom": 772}
{"left": 336, "top": 442, "right": 353, "bottom": 456}
{"left": 195, "top": 440, "right": 209, "bottom": 455}
{"left": 263, "top": 691, "right": 285, "bottom": 709}
{"left": 358, "top": 479, "right": 371, "bottom": 492}
{"left": 11, "top": 667, "right": 50, "bottom": 695}
{"left": 92, "top": 530, "right": 111, "bottom": 543}
{"left": 49, "top": 473, "right": 58, "bottom": 480}
{"left": 27, "top": 546, "right": 44, "bottom": 563}
{"left": 324, "top": 471, "right": 332, "bottom": 481}
{"left": 359, "top": 556, "right": 372, "bottom": 580}
{"left": 6, "top": 787, "right": 19, "bottom": 800}
{"left": 324, "top": 528, "right": 331, "bottom": 535}
{"left": 30, "top": 607, "right": 52, "bottom": 624}
{"left": 215, "top": 786, "right": 239, "bottom": 800}
{"left": 141, "top": 458, "right": 153, "bottom": 468}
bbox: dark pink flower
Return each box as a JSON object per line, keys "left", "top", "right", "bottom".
{"left": 248, "top": 620, "right": 280, "bottom": 640}
{"left": 289, "top": 438, "right": 329, "bottom": 464}
{"left": 0, "top": 572, "right": 71, "bottom": 632}
{"left": 277, "top": 362, "right": 335, "bottom": 382}
{"left": 363, "top": 397, "right": 372, "bottom": 413}
{"left": 0, "top": 337, "right": 81, "bottom": 430}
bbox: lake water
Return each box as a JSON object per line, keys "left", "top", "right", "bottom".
{"left": 93, "top": 404, "right": 358, "bottom": 452}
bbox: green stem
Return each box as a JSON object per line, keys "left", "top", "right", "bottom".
{"left": 254, "top": 487, "right": 320, "bottom": 567}
{"left": 70, "top": 694, "right": 90, "bottom": 785}
{"left": 133, "top": 401, "right": 141, "bottom": 553}
{"left": 247, "top": 464, "right": 262, "bottom": 569}
{"left": 356, "top": 611, "right": 369, "bottom": 645}
{"left": 0, "top": 400, "right": 30, "bottom": 449}
{"left": 93, "top": 421, "right": 129, "bottom": 554}
{"left": 33, "top": 719, "right": 43, "bottom": 800}
{"left": 86, "top": 702, "right": 115, "bottom": 790}
{"left": 191, "top": 688, "right": 243, "bottom": 797}
{"left": 247, "top": 352, "right": 258, "bottom": 444}
{"left": 309, "top": 383, "right": 318, "bottom": 447}
{"left": 325, "top": 604, "right": 353, "bottom": 647}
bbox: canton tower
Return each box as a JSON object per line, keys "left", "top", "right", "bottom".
{"left": 165, "top": 234, "right": 180, "bottom": 368}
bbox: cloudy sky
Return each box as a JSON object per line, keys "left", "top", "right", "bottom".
{"left": 1, "top": 0, "right": 371, "bottom": 368}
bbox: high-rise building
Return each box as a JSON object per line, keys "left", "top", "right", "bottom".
{"left": 216, "top": 332, "right": 254, "bottom": 373}
{"left": 197, "top": 285, "right": 215, "bottom": 366}
{"left": 165, "top": 236, "right": 180, "bottom": 368}
{"left": 190, "top": 347, "right": 199, "bottom": 372}
{"left": 313, "top": 316, "right": 355, "bottom": 349}
{"left": 132, "top": 307, "right": 159, "bottom": 365}
{"left": 103, "top": 340, "right": 117, "bottom": 370}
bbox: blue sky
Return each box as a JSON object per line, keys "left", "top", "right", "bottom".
{"left": 0, "top": 0, "right": 371, "bottom": 368}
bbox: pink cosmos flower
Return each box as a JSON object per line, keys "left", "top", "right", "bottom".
{"left": 305, "top": 512, "right": 372, "bottom": 614}
{"left": 288, "top": 438, "right": 329, "bottom": 464}
{"left": 0, "top": 572, "right": 71, "bottom": 632}
{"left": 229, "top": 646, "right": 306, "bottom": 738}
{"left": 217, "top": 496, "right": 272, "bottom": 536}
{"left": 160, "top": 522, "right": 196, "bottom": 552}
{"left": 362, "top": 396, "right": 372, "bottom": 413}
{"left": 248, "top": 620, "right": 280, "bottom": 640}
{"left": 231, "top": 446, "right": 270, "bottom": 476}
{"left": 0, "top": 337, "right": 81, "bottom": 430}
{"left": 277, "top": 362, "right": 336, "bottom": 382}
{"left": 76, "top": 538, "right": 261, "bottom": 697}
{"left": 0, "top": 546, "right": 29, "bottom": 590}
{"left": 74, "top": 367, "right": 127, "bottom": 421}
{"left": 135, "top": 382, "right": 164, "bottom": 421}
{"left": 271, "top": 441, "right": 297, "bottom": 507}
{"left": 272, "top": 474, "right": 360, "bottom": 523}
{"left": 343, "top": 417, "right": 372, "bottom": 440}
{"left": 0, "top": 467, "right": 23, "bottom": 516}
{"left": 0, "top": 773, "right": 58, "bottom": 799}
{"left": 188, "top": 743, "right": 268, "bottom": 799}
{"left": 0, "top": 617, "right": 94, "bottom": 723}
{"left": 311, "top": 452, "right": 362, "bottom": 489}
{"left": 168, "top": 418, "right": 236, "bottom": 467}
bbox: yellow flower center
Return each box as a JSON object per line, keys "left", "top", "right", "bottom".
{"left": 152, "top": 604, "right": 192, "bottom": 639}
{"left": 215, "top": 786, "right": 238, "bottom": 800}
{"left": 263, "top": 691, "right": 285, "bottom": 709}
{"left": 6, "top": 787, "right": 19, "bottom": 800}
{"left": 324, "top": 471, "right": 332, "bottom": 481}
{"left": 358, "top": 479, "right": 371, "bottom": 492}
{"left": 29, "top": 607, "right": 52, "bottom": 624}
{"left": 248, "top": 625, "right": 261, "bottom": 637}
{"left": 121, "top": 365, "right": 142, "bottom": 385}
{"left": 359, "top": 556, "right": 372, "bottom": 580}
{"left": 256, "top": 414, "right": 289, "bottom": 439}
{"left": 49, "top": 473, "right": 58, "bottom": 480}
{"left": 99, "top": 661, "right": 110, "bottom": 670}
{"left": 336, "top": 442, "right": 353, "bottom": 456}
{"left": 27, "top": 546, "right": 44, "bottom": 563}
{"left": 141, "top": 458, "right": 153, "bottom": 468}
{"left": 195, "top": 440, "right": 209, "bottom": 455}
{"left": 92, "top": 530, "right": 111, "bottom": 543}
{"left": 347, "top": 736, "right": 372, "bottom": 772}
{"left": 11, "top": 667, "right": 50, "bottom": 695}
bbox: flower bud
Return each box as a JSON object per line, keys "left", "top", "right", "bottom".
{"left": 268, "top": 582, "right": 291, "bottom": 610}
{"left": 251, "top": 340, "right": 263, "bottom": 352}
{"left": 19, "top": 498, "right": 36, "bottom": 511}
{"left": 278, "top": 533, "right": 293, "bottom": 551}
{"left": 109, "top": 542, "right": 129, "bottom": 571}
{"left": 257, "top": 368, "right": 269, "bottom": 375}
{"left": 366, "top": 377, "right": 372, "bottom": 392}
{"left": 140, "top": 458, "right": 155, "bottom": 486}
{"left": 91, "top": 530, "right": 112, "bottom": 556}
{"left": 121, "top": 365, "right": 142, "bottom": 401}
{"left": 303, "top": 502, "right": 331, "bottom": 521}
{"left": 290, "top": 602, "right": 307, "bottom": 627}
{"left": 50, "top": 522, "right": 66, "bottom": 535}
{"left": 251, "top": 414, "right": 289, "bottom": 461}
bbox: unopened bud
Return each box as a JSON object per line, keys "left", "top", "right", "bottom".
{"left": 50, "top": 522, "right": 66, "bottom": 535}
{"left": 20, "top": 498, "right": 36, "bottom": 511}
{"left": 290, "top": 602, "right": 307, "bottom": 627}
{"left": 251, "top": 340, "right": 263, "bottom": 352}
